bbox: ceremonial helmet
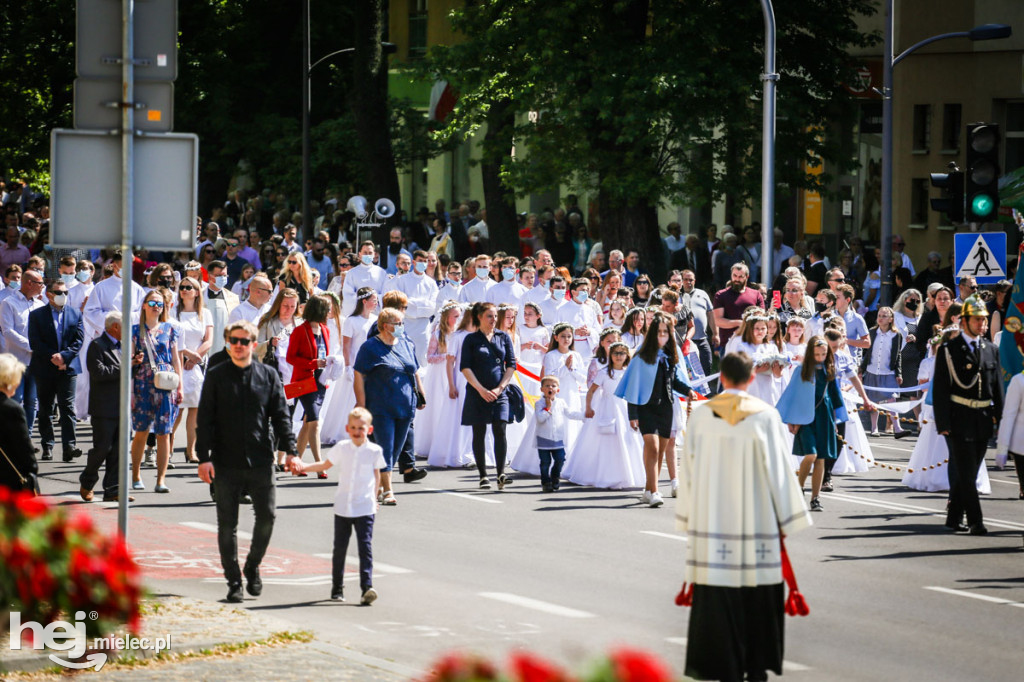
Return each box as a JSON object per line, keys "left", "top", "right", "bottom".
{"left": 961, "top": 293, "right": 989, "bottom": 318}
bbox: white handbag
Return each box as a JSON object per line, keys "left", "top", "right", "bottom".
{"left": 143, "top": 326, "right": 180, "bottom": 392}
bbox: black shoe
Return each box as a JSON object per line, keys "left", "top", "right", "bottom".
{"left": 820, "top": 480, "right": 834, "bottom": 493}
{"left": 41, "top": 451, "right": 53, "bottom": 461}
{"left": 226, "top": 583, "right": 244, "bottom": 603}
{"left": 542, "top": 484, "right": 553, "bottom": 493}
{"left": 945, "top": 522, "right": 969, "bottom": 532}
{"left": 810, "top": 498, "right": 822, "bottom": 512}
{"left": 403, "top": 468, "right": 428, "bottom": 483}
{"left": 497, "top": 474, "right": 509, "bottom": 490}
{"left": 62, "top": 447, "right": 83, "bottom": 463}
{"left": 894, "top": 430, "right": 916, "bottom": 440}
{"left": 240, "top": 493, "right": 253, "bottom": 505}
{"left": 969, "top": 523, "right": 989, "bottom": 536}
{"left": 331, "top": 584, "right": 345, "bottom": 601}
{"left": 243, "top": 564, "right": 262, "bottom": 596}
{"left": 276, "top": 464, "right": 286, "bottom": 473}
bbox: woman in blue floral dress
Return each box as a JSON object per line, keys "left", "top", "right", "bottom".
{"left": 131, "top": 289, "right": 183, "bottom": 493}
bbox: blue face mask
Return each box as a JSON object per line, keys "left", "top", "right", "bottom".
{"left": 214, "top": 275, "right": 228, "bottom": 289}
{"left": 7, "top": 279, "right": 20, "bottom": 290}
{"left": 476, "top": 267, "right": 490, "bottom": 280}
{"left": 541, "top": 278, "right": 551, "bottom": 289}
{"left": 60, "top": 273, "right": 76, "bottom": 287}
{"left": 361, "top": 254, "right": 374, "bottom": 266}
{"left": 501, "top": 268, "right": 516, "bottom": 281}
{"left": 391, "top": 323, "right": 405, "bottom": 337}
{"left": 576, "top": 290, "right": 589, "bottom": 303}
{"left": 75, "top": 270, "right": 90, "bottom": 283}
{"left": 415, "top": 261, "right": 427, "bottom": 274}
{"left": 449, "top": 275, "right": 461, "bottom": 285}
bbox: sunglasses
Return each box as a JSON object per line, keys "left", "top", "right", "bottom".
{"left": 179, "top": 285, "right": 195, "bottom": 291}
{"left": 227, "top": 336, "right": 252, "bottom": 346}
{"left": 287, "top": 260, "right": 298, "bottom": 265}
{"left": 203, "top": 249, "right": 214, "bottom": 254}
{"left": 830, "top": 278, "right": 845, "bottom": 283}
{"left": 145, "top": 300, "right": 164, "bottom": 308}
{"left": 227, "top": 241, "right": 239, "bottom": 247}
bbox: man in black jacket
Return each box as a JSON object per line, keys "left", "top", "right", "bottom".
{"left": 79, "top": 312, "right": 129, "bottom": 502}
{"left": 197, "top": 320, "right": 298, "bottom": 603}
{"left": 670, "top": 234, "right": 713, "bottom": 290}
{"left": 932, "top": 295, "right": 1003, "bottom": 536}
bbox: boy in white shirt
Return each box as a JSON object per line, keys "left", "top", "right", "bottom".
{"left": 294, "top": 407, "right": 385, "bottom": 605}
{"left": 535, "top": 376, "right": 585, "bottom": 492}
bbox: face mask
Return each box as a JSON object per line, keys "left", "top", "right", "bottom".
{"left": 814, "top": 301, "right": 827, "bottom": 313}
{"left": 53, "top": 293, "right": 67, "bottom": 307}
{"left": 576, "top": 290, "right": 589, "bottom": 303}
{"left": 7, "top": 279, "right": 20, "bottom": 290}
{"left": 502, "top": 268, "right": 515, "bottom": 281}
{"left": 905, "top": 300, "right": 919, "bottom": 311}
{"left": 415, "top": 261, "right": 427, "bottom": 274}
{"left": 214, "top": 275, "right": 228, "bottom": 289}
{"left": 476, "top": 267, "right": 489, "bottom": 280}
{"left": 541, "top": 278, "right": 551, "bottom": 289}
{"left": 449, "top": 275, "right": 461, "bottom": 285}
{"left": 75, "top": 270, "right": 90, "bottom": 283}
{"left": 391, "top": 323, "right": 405, "bottom": 337}
{"left": 60, "top": 274, "right": 76, "bottom": 287}
{"left": 552, "top": 288, "right": 566, "bottom": 299}
{"left": 361, "top": 254, "right": 374, "bottom": 266}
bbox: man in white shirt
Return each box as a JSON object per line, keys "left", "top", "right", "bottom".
{"left": 458, "top": 254, "right": 495, "bottom": 304}
{"left": 203, "top": 260, "right": 240, "bottom": 355}
{"left": 539, "top": 275, "right": 569, "bottom": 329}
{"left": 892, "top": 233, "right": 915, "bottom": 276}
{"left": 391, "top": 250, "right": 438, "bottom": 366}
{"left": 556, "top": 278, "right": 600, "bottom": 358}
{"left": 487, "top": 256, "right": 528, "bottom": 306}
{"left": 435, "top": 261, "right": 464, "bottom": 313}
{"left": 228, "top": 275, "right": 274, "bottom": 325}
{"left": 664, "top": 221, "right": 685, "bottom": 254}
{"left": 342, "top": 241, "right": 388, "bottom": 316}
{"left": 770, "top": 228, "right": 795, "bottom": 278}
{"left": 0, "top": 267, "right": 45, "bottom": 432}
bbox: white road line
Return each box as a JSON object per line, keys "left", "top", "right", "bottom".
{"left": 422, "top": 486, "right": 503, "bottom": 504}
{"left": 665, "top": 636, "right": 688, "bottom": 645}
{"left": 641, "top": 531, "right": 687, "bottom": 542}
{"left": 479, "top": 592, "right": 595, "bottom": 619}
{"left": 664, "top": 637, "right": 811, "bottom": 671}
{"left": 923, "top": 586, "right": 1024, "bottom": 608}
{"left": 314, "top": 554, "right": 414, "bottom": 574}
{"left": 180, "top": 521, "right": 252, "bottom": 539}
{"left": 824, "top": 492, "right": 1024, "bottom": 530}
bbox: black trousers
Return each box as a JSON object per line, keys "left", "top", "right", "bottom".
{"left": 333, "top": 514, "right": 374, "bottom": 592}
{"left": 944, "top": 436, "right": 986, "bottom": 526}
{"left": 214, "top": 465, "right": 276, "bottom": 586}
{"left": 824, "top": 422, "right": 846, "bottom": 483}
{"left": 80, "top": 415, "right": 119, "bottom": 497}
{"left": 1011, "top": 452, "right": 1024, "bottom": 493}
{"left": 471, "top": 422, "right": 507, "bottom": 479}
{"left": 36, "top": 372, "right": 77, "bottom": 453}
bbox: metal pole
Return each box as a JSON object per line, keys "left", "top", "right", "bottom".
{"left": 759, "top": 0, "right": 777, "bottom": 287}
{"left": 117, "top": 0, "right": 135, "bottom": 536}
{"left": 301, "top": 0, "right": 311, "bottom": 243}
{"left": 880, "top": 0, "right": 894, "bottom": 307}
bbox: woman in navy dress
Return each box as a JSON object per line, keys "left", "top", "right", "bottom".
{"left": 460, "top": 302, "right": 518, "bottom": 490}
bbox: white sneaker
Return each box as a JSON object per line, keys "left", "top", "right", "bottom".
{"left": 650, "top": 492, "right": 664, "bottom": 508}
{"left": 641, "top": 490, "right": 652, "bottom": 504}
{"left": 671, "top": 480, "right": 679, "bottom": 497}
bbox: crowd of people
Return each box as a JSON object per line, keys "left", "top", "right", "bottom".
{"left": 1, "top": 181, "right": 1022, "bottom": 614}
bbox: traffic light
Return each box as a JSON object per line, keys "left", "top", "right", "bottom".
{"left": 930, "top": 169, "right": 964, "bottom": 223}
{"left": 965, "top": 122, "right": 1001, "bottom": 222}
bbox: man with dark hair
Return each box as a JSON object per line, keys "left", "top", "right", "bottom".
{"left": 677, "top": 351, "right": 811, "bottom": 682}
{"left": 804, "top": 243, "right": 828, "bottom": 295}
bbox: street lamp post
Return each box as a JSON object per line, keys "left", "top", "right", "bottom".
{"left": 759, "top": 0, "right": 778, "bottom": 287}
{"left": 878, "top": 0, "right": 1010, "bottom": 306}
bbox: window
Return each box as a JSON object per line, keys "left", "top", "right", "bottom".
{"left": 941, "top": 103, "right": 961, "bottom": 152}
{"left": 408, "top": 0, "right": 428, "bottom": 61}
{"left": 912, "top": 104, "right": 931, "bottom": 153}
{"left": 910, "top": 178, "right": 929, "bottom": 225}
{"left": 1007, "top": 101, "right": 1024, "bottom": 174}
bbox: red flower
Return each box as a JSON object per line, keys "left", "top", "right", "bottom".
{"left": 509, "top": 652, "right": 572, "bottom": 682}
{"left": 609, "top": 648, "right": 672, "bottom": 682}
{"left": 14, "top": 492, "right": 49, "bottom": 518}
{"left": 68, "top": 511, "right": 95, "bottom": 536}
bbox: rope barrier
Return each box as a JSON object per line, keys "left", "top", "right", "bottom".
{"left": 833, "top": 432, "right": 948, "bottom": 474}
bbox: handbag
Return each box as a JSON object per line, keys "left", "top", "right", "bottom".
{"left": 143, "top": 326, "right": 180, "bottom": 392}
{"left": 0, "top": 443, "right": 40, "bottom": 496}
{"left": 285, "top": 376, "right": 318, "bottom": 400}
{"left": 598, "top": 419, "right": 618, "bottom": 435}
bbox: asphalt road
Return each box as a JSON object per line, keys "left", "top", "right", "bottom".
{"left": 36, "top": 426, "right": 1024, "bottom": 681}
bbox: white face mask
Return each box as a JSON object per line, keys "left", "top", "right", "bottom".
{"left": 361, "top": 254, "right": 374, "bottom": 266}
{"left": 501, "top": 268, "right": 516, "bottom": 281}
{"left": 75, "top": 270, "right": 91, "bottom": 283}
{"left": 52, "top": 293, "right": 68, "bottom": 307}
{"left": 415, "top": 261, "right": 427, "bottom": 274}
{"left": 476, "top": 267, "right": 490, "bottom": 280}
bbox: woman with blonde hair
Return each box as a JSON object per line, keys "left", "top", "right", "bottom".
{"left": 278, "top": 251, "right": 316, "bottom": 305}
{"left": 257, "top": 288, "right": 301, "bottom": 469}
{"left": 170, "top": 276, "right": 212, "bottom": 463}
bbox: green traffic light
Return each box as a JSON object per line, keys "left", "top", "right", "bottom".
{"left": 971, "top": 194, "right": 995, "bottom": 217}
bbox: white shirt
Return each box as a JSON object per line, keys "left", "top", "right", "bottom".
{"left": 327, "top": 439, "right": 387, "bottom": 518}
{"left": 664, "top": 235, "right": 685, "bottom": 253}
{"left": 556, "top": 299, "right": 600, "bottom": 353}
{"left": 228, "top": 299, "right": 270, "bottom": 326}
{"left": 539, "top": 295, "right": 568, "bottom": 328}
{"left": 867, "top": 329, "right": 897, "bottom": 375}
{"left": 534, "top": 396, "right": 585, "bottom": 448}
{"left": 487, "top": 280, "right": 527, "bottom": 307}
{"left": 772, "top": 243, "right": 796, "bottom": 276}
{"left": 82, "top": 274, "right": 145, "bottom": 340}
{"left": 458, "top": 276, "right": 495, "bottom": 305}
{"left": 0, "top": 291, "right": 44, "bottom": 363}
{"left": 67, "top": 281, "right": 94, "bottom": 314}
{"left": 391, "top": 271, "right": 438, "bottom": 320}
{"left": 341, "top": 263, "right": 388, "bottom": 316}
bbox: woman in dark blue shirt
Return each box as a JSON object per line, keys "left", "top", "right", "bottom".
{"left": 460, "top": 302, "right": 518, "bottom": 490}
{"left": 354, "top": 308, "right": 426, "bottom": 505}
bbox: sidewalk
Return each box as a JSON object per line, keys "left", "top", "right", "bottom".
{"left": 0, "top": 595, "right": 418, "bottom": 681}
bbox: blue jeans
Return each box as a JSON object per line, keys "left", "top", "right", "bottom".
{"left": 371, "top": 414, "right": 412, "bottom": 472}
{"left": 538, "top": 448, "right": 566, "bottom": 489}
{"left": 14, "top": 372, "right": 37, "bottom": 437}
{"left": 333, "top": 514, "right": 374, "bottom": 592}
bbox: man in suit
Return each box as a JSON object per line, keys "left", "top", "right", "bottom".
{"left": 79, "top": 311, "right": 131, "bottom": 502}
{"left": 670, "top": 234, "right": 713, "bottom": 290}
{"left": 203, "top": 260, "right": 240, "bottom": 356}
{"left": 28, "top": 278, "right": 84, "bottom": 462}
{"left": 932, "top": 294, "right": 1003, "bottom": 536}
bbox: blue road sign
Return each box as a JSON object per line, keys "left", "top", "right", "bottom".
{"left": 954, "top": 232, "right": 1006, "bottom": 285}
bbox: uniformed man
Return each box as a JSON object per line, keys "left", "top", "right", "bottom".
{"left": 932, "top": 294, "right": 1002, "bottom": 535}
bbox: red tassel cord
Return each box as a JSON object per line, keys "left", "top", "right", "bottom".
{"left": 675, "top": 582, "right": 693, "bottom": 607}
{"left": 780, "top": 539, "right": 809, "bottom": 616}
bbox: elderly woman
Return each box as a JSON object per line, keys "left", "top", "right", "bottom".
{"left": 353, "top": 307, "right": 426, "bottom": 505}
{"left": 0, "top": 353, "right": 38, "bottom": 493}
{"left": 893, "top": 288, "right": 924, "bottom": 389}
{"left": 460, "top": 301, "right": 518, "bottom": 490}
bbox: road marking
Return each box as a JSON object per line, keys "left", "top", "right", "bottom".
{"left": 824, "top": 492, "right": 1024, "bottom": 530}
{"left": 180, "top": 521, "right": 252, "bottom": 540}
{"left": 641, "top": 531, "right": 687, "bottom": 542}
{"left": 479, "top": 592, "right": 595, "bottom": 619}
{"left": 664, "top": 637, "right": 811, "bottom": 671}
{"left": 314, "top": 554, "right": 414, "bottom": 574}
{"left": 422, "top": 486, "right": 503, "bottom": 504}
{"left": 923, "top": 586, "right": 1024, "bottom": 608}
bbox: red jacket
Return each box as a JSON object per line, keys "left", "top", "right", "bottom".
{"left": 286, "top": 321, "right": 330, "bottom": 384}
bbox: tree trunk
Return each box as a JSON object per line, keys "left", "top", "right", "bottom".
{"left": 481, "top": 99, "right": 519, "bottom": 256}
{"left": 350, "top": 0, "right": 401, "bottom": 257}
{"left": 597, "top": 191, "right": 666, "bottom": 284}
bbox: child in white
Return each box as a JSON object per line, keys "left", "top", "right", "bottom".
{"left": 533, "top": 377, "right": 585, "bottom": 492}
{"left": 566, "top": 342, "right": 644, "bottom": 489}
{"left": 294, "top": 407, "right": 384, "bottom": 606}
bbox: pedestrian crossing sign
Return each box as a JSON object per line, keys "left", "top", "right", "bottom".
{"left": 954, "top": 232, "right": 1006, "bottom": 285}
